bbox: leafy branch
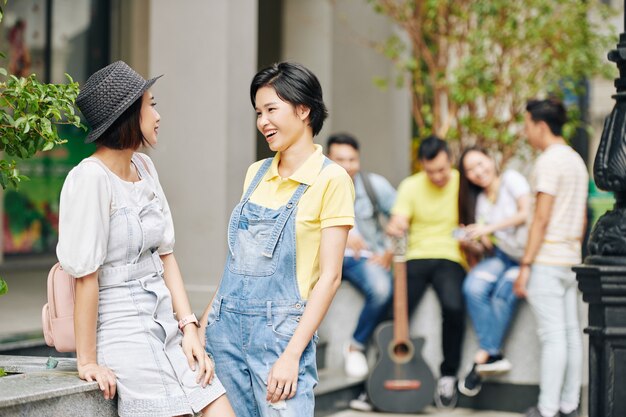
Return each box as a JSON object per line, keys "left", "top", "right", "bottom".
{"left": 367, "top": 0, "right": 617, "bottom": 163}
{"left": 0, "top": 0, "right": 84, "bottom": 188}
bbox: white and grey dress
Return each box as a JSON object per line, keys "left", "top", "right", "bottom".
{"left": 57, "top": 153, "right": 225, "bottom": 417}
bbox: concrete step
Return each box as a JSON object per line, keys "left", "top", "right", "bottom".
{"left": 314, "top": 368, "right": 365, "bottom": 417}
{"left": 324, "top": 408, "right": 524, "bottom": 417}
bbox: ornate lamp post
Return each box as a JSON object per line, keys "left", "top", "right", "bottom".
{"left": 575, "top": 4, "right": 626, "bottom": 416}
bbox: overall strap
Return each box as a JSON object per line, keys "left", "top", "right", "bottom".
{"left": 227, "top": 158, "right": 273, "bottom": 256}
{"left": 133, "top": 153, "right": 153, "bottom": 182}
{"left": 261, "top": 156, "right": 334, "bottom": 258}
{"left": 261, "top": 183, "right": 309, "bottom": 258}
{"left": 242, "top": 158, "right": 274, "bottom": 203}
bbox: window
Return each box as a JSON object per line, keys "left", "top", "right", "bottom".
{"left": 0, "top": 0, "right": 109, "bottom": 256}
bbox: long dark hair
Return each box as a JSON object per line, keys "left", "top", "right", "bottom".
{"left": 458, "top": 147, "right": 491, "bottom": 225}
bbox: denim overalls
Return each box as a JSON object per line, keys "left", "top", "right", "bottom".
{"left": 84, "top": 155, "right": 225, "bottom": 417}
{"left": 206, "top": 157, "right": 329, "bottom": 417}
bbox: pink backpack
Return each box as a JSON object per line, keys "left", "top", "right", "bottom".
{"left": 41, "top": 262, "right": 76, "bottom": 352}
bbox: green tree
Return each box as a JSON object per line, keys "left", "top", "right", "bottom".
{"left": 0, "top": 2, "right": 83, "bottom": 189}
{"left": 368, "top": 0, "right": 616, "bottom": 162}
{"left": 0, "top": 2, "right": 82, "bottom": 297}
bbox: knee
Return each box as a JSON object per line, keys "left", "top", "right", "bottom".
{"left": 442, "top": 304, "right": 465, "bottom": 324}
{"left": 463, "top": 273, "right": 491, "bottom": 299}
{"left": 537, "top": 327, "right": 567, "bottom": 347}
{"left": 364, "top": 267, "right": 393, "bottom": 304}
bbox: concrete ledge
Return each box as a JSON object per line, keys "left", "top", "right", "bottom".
{"left": 314, "top": 368, "right": 364, "bottom": 417}
{"left": 0, "top": 355, "right": 116, "bottom": 416}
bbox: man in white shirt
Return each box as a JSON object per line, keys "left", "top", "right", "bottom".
{"left": 327, "top": 133, "right": 396, "bottom": 383}
{"left": 515, "top": 98, "right": 588, "bottom": 417}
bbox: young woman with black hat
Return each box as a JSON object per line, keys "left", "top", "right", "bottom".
{"left": 57, "top": 61, "right": 235, "bottom": 417}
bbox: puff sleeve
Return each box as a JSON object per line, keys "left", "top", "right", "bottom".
{"left": 56, "top": 162, "right": 111, "bottom": 278}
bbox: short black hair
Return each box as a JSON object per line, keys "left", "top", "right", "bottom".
{"left": 526, "top": 98, "right": 567, "bottom": 136}
{"left": 418, "top": 135, "right": 450, "bottom": 161}
{"left": 250, "top": 62, "right": 328, "bottom": 137}
{"left": 94, "top": 95, "right": 147, "bottom": 150}
{"left": 327, "top": 133, "right": 360, "bottom": 152}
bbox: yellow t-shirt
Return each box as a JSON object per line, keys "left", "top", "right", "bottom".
{"left": 243, "top": 144, "right": 355, "bottom": 299}
{"left": 391, "top": 170, "right": 463, "bottom": 264}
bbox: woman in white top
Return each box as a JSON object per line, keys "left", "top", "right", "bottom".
{"left": 456, "top": 147, "right": 530, "bottom": 398}
{"left": 57, "top": 61, "right": 235, "bottom": 417}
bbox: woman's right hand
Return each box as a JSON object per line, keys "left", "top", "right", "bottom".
{"left": 198, "top": 324, "right": 206, "bottom": 348}
{"left": 78, "top": 362, "right": 117, "bottom": 400}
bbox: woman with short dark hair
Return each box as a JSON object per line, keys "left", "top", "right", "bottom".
{"left": 201, "top": 62, "right": 355, "bottom": 417}
{"left": 58, "top": 61, "right": 235, "bottom": 417}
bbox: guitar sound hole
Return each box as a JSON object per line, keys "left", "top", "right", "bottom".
{"left": 393, "top": 342, "right": 410, "bottom": 358}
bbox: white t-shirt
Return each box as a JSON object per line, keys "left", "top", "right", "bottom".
{"left": 476, "top": 170, "right": 530, "bottom": 259}
{"left": 530, "top": 144, "right": 588, "bottom": 265}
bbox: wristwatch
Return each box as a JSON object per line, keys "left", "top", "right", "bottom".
{"left": 178, "top": 313, "right": 200, "bottom": 330}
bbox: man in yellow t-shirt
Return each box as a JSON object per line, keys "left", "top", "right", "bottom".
{"left": 387, "top": 135, "right": 466, "bottom": 410}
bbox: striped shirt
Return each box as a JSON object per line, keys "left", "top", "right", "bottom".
{"left": 530, "top": 143, "right": 588, "bottom": 266}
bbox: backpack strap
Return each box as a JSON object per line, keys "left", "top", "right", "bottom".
{"left": 359, "top": 171, "right": 384, "bottom": 232}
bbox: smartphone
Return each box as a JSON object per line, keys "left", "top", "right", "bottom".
{"left": 452, "top": 227, "right": 467, "bottom": 240}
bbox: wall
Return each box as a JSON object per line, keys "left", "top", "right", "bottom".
{"left": 147, "top": 0, "right": 257, "bottom": 310}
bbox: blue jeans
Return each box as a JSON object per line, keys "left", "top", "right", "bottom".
{"left": 342, "top": 256, "right": 393, "bottom": 349}
{"left": 463, "top": 248, "right": 519, "bottom": 356}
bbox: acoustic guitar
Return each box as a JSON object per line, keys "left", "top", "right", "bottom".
{"left": 366, "top": 235, "right": 435, "bottom": 413}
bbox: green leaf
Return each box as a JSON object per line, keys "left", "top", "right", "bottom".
{"left": 0, "top": 277, "right": 7, "bottom": 296}
{"left": 42, "top": 142, "right": 54, "bottom": 152}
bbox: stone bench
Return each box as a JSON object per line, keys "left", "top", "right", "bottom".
{"left": 0, "top": 355, "right": 116, "bottom": 417}
{"left": 318, "top": 282, "right": 589, "bottom": 413}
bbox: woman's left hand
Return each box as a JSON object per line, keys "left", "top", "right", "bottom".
{"left": 266, "top": 351, "right": 300, "bottom": 403}
{"left": 181, "top": 328, "right": 214, "bottom": 387}
{"left": 465, "top": 223, "right": 492, "bottom": 240}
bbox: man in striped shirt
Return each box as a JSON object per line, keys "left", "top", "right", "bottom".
{"left": 514, "top": 98, "right": 588, "bottom": 417}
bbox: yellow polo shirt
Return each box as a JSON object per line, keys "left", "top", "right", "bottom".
{"left": 243, "top": 145, "right": 355, "bottom": 299}
{"left": 392, "top": 170, "right": 463, "bottom": 264}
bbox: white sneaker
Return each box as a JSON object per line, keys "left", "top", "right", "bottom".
{"left": 476, "top": 357, "right": 512, "bottom": 375}
{"left": 343, "top": 343, "right": 369, "bottom": 379}
{"left": 349, "top": 391, "right": 373, "bottom": 412}
{"left": 434, "top": 376, "right": 458, "bottom": 409}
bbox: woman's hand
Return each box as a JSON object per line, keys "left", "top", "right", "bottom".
{"left": 181, "top": 327, "right": 215, "bottom": 387}
{"left": 514, "top": 265, "right": 531, "bottom": 298}
{"left": 198, "top": 323, "right": 206, "bottom": 348}
{"left": 266, "top": 351, "right": 300, "bottom": 403}
{"left": 464, "top": 223, "right": 493, "bottom": 240}
{"left": 78, "top": 363, "right": 117, "bottom": 400}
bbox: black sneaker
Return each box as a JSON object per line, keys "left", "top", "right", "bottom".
{"left": 434, "top": 376, "right": 458, "bottom": 409}
{"left": 458, "top": 363, "right": 483, "bottom": 397}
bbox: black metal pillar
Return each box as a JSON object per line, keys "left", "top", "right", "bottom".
{"left": 575, "top": 3, "right": 626, "bottom": 416}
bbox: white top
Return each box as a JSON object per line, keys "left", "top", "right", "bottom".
{"left": 530, "top": 144, "right": 588, "bottom": 265}
{"left": 476, "top": 170, "right": 530, "bottom": 258}
{"left": 56, "top": 155, "right": 175, "bottom": 277}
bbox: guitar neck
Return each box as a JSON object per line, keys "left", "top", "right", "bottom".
{"left": 393, "top": 237, "right": 409, "bottom": 343}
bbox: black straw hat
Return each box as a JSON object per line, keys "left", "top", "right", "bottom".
{"left": 76, "top": 61, "right": 162, "bottom": 143}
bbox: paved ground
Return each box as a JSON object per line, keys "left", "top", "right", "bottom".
{"left": 326, "top": 408, "right": 523, "bottom": 416}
